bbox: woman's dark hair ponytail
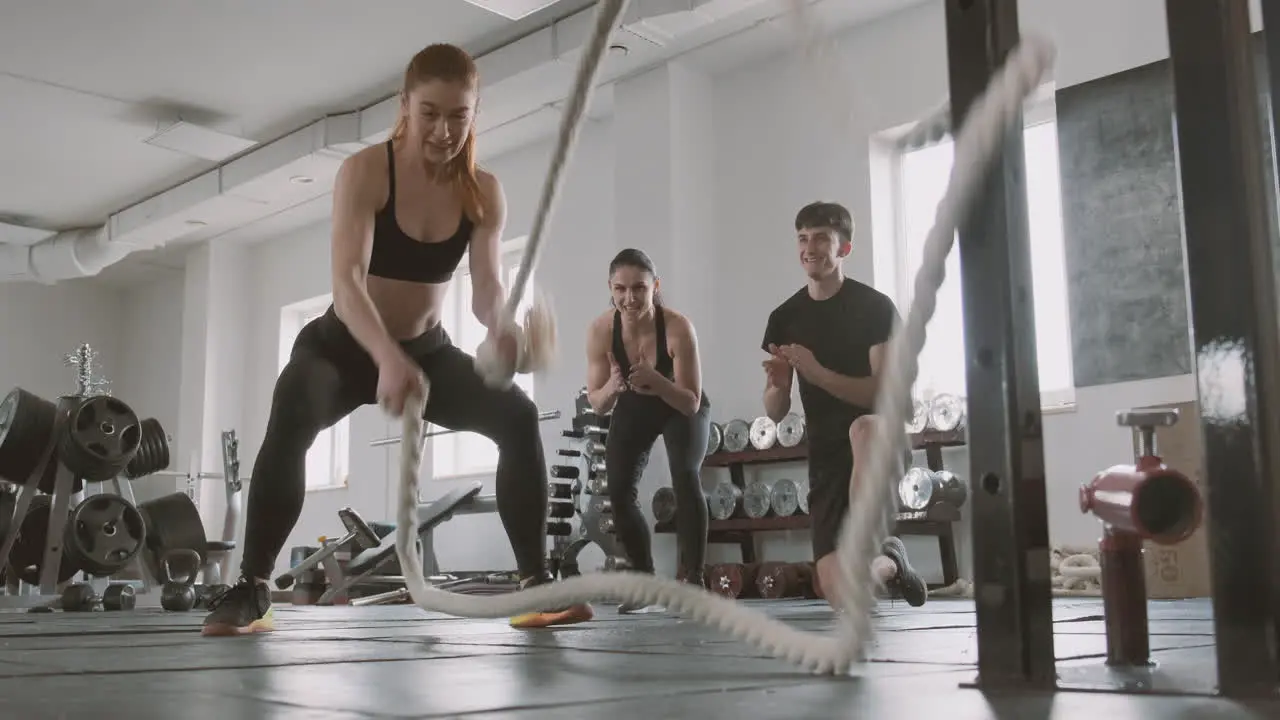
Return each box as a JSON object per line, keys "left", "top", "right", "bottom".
{"left": 608, "top": 248, "right": 662, "bottom": 307}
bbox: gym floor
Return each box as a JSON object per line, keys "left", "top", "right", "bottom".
{"left": 0, "top": 596, "right": 1275, "bottom": 719}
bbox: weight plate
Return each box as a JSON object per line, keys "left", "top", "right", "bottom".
{"left": 927, "top": 393, "right": 966, "bottom": 433}
{"left": 776, "top": 413, "right": 806, "bottom": 448}
{"left": 743, "top": 480, "right": 772, "bottom": 519}
{"left": 124, "top": 418, "right": 170, "bottom": 479}
{"left": 706, "top": 481, "right": 741, "bottom": 521}
{"left": 548, "top": 481, "right": 573, "bottom": 500}
{"left": 705, "top": 422, "right": 723, "bottom": 457}
{"left": 710, "top": 562, "right": 757, "bottom": 598}
{"left": 797, "top": 480, "right": 810, "bottom": 515}
{"left": 138, "top": 492, "right": 208, "bottom": 583}
{"left": 650, "top": 486, "right": 677, "bottom": 524}
{"left": 9, "top": 495, "right": 81, "bottom": 585}
{"left": 586, "top": 475, "right": 607, "bottom": 495}
{"left": 936, "top": 469, "right": 968, "bottom": 508}
{"left": 0, "top": 388, "right": 59, "bottom": 484}
{"left": 769, "top": 478, "right": 800, "bottom": 517}
{"left": 59, "top": 395, "right": 143, "bottom": 482}
{"left": 65, "top": 493, "right": 146, "bottom": 577}
{"left": 748, "top": 416, "right": 777, "bottom": 451}
{"left": 906, "top": 399, "right": 929, "bottom": 434}
{"left": 721, "top": 419, "right": 750, "bottom": 453}
{"left": 898, "top": 467, "right": 937, "bottom": 512}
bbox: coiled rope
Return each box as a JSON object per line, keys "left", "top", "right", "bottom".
{"left": 396, "top": 0, "right": 1057, "bottom": 675}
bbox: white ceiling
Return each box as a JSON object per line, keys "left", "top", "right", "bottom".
{"left": 0, "top": 0, "right": 922, "bottom": 289}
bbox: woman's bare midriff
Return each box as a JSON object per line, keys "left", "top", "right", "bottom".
{"left": 367, "top": 275, "right": 450, "bottom": 340}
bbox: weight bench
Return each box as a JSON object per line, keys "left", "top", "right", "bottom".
{"left": 275, "top": 481, "right": 492, "bottom": 605}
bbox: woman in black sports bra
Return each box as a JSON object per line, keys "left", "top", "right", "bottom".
{"left": 202, "top": 43, "right": 591, "bottom": 637}
{"left": 585, "top": 249, "right": 712, "bottom": 598}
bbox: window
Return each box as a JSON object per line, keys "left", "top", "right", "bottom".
{"left": 891, "top": 115, "right": 1075, "bottom": 408}
{"left": 278, "top": 296, "right": 350, "bottom": 490}
{"left": 431, "top": 239, "right": 535, "bottom": 478}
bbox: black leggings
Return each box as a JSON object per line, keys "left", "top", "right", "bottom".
{"left": 605, "top": 391, "right": 711, "bottom": 577}
{"left": 240, "top": 307, "right": 550, "bottom": 580}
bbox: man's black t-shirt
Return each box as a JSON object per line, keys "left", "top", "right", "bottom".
{"left": 761, "top": 277, "right": 899, "bottom": 469}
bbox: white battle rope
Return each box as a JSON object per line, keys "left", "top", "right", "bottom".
{"left": 396, "top": 5, "right": 1057, "bottom": 675}
{"left": 474, "top": 0, "right": 631, "bottom": 388}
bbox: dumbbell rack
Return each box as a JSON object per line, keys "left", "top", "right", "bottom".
{"left": 546, "top": 388, "right": 627, "bottom": 577}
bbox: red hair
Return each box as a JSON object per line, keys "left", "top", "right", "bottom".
{"left": 390, "top": 43, "right": 484, "bottom": 223}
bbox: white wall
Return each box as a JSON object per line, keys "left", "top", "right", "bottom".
{"left": 113, "top": 272, "right": 186, "bottom": 504}
{"left": 0, "top": 281, "right": 127, "bottom": 422}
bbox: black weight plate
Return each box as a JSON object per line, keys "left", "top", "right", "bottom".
{"left": 9, "top": 495, "right": 81, "bottom": 585}
{"left": 65, "top": 494, "right": 145, "bottom": 577}
{"left": 59, "top": 395, "right": 143, "bottom": 482}
{"left": 0, "top": 388, "right": 59, "bottom": 485}
{"left": 138, "top": 492, "right": 207, "bottom": 582}
{"left": 125, "top": 418, "right": 169, "bottom": 479}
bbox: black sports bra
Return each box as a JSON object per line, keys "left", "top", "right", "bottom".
{"left": 367, "top": 141, "right": 472, "bottom": 284}
{"left": 611, "top": 306, "right": 675, "bottom": 380}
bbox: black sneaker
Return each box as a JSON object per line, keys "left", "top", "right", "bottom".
{"left": 881, "top": 536, "right": 928, "bottom": 607}
{"left": 201, "top": 578, "right": 274, "bottom": 636}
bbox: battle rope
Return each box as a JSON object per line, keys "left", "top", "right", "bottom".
{"left": 474, "top": 0, "right": 632, "bottom": 388}
{"left": 395, "top": 2, "right": 1057, "bottom": 675}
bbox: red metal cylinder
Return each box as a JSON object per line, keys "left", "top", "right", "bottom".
{"left": 1078, "top": 455, "right": 1204, "bottom": 544}
{"left": 1099, "top": 528, "right": 1152, "bottom": 666}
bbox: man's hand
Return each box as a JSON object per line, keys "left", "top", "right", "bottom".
{"left": 763, "top": 343, "right": 792, "bottom": 389}
{"left": 778, "top": 343, "right": 822, "bottom": 380}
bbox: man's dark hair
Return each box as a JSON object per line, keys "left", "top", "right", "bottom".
{"left": 795, "top": 201, "right": 854, "bottom": 243}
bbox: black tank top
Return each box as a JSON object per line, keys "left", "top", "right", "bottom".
{"left": 367, "top": 141, "right": 472, "bottom": 284}
{"left": 611, "top": 306, "right": 675, "bottom": 380}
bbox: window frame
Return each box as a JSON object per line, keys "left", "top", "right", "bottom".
{"left": 428, "top": 237, "right": 535, "bottom": 480}
{"left": 278, "top": 295, "right": 351, "bottom": 491}
{"left": 884, "top": 96, "right": 1076, "bottom": 412}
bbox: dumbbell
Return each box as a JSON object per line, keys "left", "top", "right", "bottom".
{"left": 274, "top": 507, "right": 379, "bottom": 590}
{"left": 60, "top": 582, "right": 137, "bottom": 612}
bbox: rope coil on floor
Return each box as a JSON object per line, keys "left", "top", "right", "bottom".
{"left": 395, "top": 0, "right": 1057, "bottom": 675}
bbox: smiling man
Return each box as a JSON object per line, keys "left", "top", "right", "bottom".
{"left": 760, "top": 200, "right": 927, "bottom": 610}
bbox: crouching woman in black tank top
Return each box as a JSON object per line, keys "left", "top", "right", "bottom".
{"left": 585, "top": 249, "right": 711, "bottom": 599}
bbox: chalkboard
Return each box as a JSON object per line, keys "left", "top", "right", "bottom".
{"left": 1056, "top": 35, "right": 1278, "bottom": 388}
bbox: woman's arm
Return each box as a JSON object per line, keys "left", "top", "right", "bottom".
{"left": 585, "top": 315, "right": 623, "bottom": 414}
{"left": 651, "top": 312, "right": 702, "bottom": 416}
{"left": 466, "top": 170, "right": 509, "bottom": 332}
{"left": 330, "top": 152, "right": 403, "bottom": 368}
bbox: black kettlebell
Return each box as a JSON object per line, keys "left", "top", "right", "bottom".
{"left": 159, "top": 548, "right": 201, "bottom": 612}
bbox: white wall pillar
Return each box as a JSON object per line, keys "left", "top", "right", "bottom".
{"left": 174, "top": 242, "right": 252, "bottom": 571}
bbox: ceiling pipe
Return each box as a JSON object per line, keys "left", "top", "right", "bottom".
{"left": 0, "top": 0, "right": 749, "bottom": 284}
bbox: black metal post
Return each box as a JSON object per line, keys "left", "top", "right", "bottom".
{"left": 943, "top": 0, "right": 1056, "bottom": 690}
{"left": 1261, "top": 0, "right": 1280, "bottom": 679}
{"left": 1166, "top": 0, "right": 1280, "bottom": 697}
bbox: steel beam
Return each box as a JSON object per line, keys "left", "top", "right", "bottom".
{"left": 943, "top": 0, "right": 1056, "bottom": 690}
{"left": 1166, "top": 0, "right": 1280, "bottom": 697}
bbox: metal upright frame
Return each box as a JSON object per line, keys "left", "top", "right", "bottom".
{"left": 1165, "top": 0, "right": 1280, "bottom": 697}
{"left": 942, "top": 0, "right": 1057, "bottom": 691}
{"left": 942, "top": 0, "right": 1280, "bottom": 698}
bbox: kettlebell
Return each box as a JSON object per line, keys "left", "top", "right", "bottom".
{"left": 159, "top": 548, "right": 201, "bottom": 612}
